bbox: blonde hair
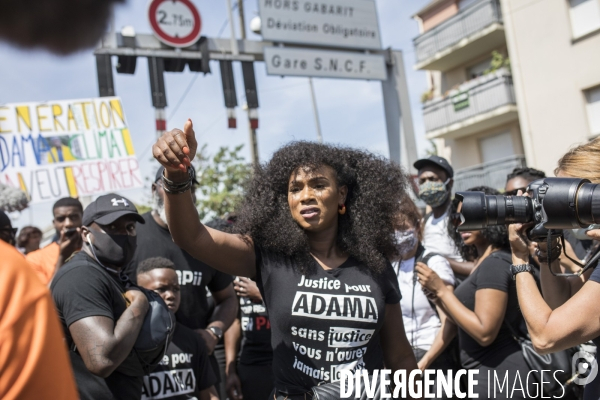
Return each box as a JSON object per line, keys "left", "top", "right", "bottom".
{"left": 555, "top": 138, "right": 600, "bottom": 183}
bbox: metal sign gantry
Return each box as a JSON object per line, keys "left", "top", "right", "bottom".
{"left": 94, "top": 33, "right": 417, "bottom": 171}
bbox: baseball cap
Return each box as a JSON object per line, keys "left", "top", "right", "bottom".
{"left": 413, "top": 156, "right": 454, "bottom": 179}
{"left": 83, "top": 194, "right": 145, "bottom": 226}
{"left": 155, "top": 165, "right": 199, "bottom": 185}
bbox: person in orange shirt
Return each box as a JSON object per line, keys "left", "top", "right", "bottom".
{"left": 0, "top": 239, "right": 79, "bottom": 400}
{"left": 27, "top": 197, "right": 83, "bottom": 284}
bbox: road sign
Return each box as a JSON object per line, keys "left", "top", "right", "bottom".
{"left": 147, "top": 0, "right": 202, "bottom": 48}
{"left": 264, "top": 47, "right": 386, "bottom": 80}
{"left": 258, "top": 0, "right": 382, "bottom": 50}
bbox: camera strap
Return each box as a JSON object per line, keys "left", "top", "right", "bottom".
{"left": 546, "top": 233, "right": 600, "bottom": 277}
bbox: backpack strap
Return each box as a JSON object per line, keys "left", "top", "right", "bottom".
{"left": 423, "top": 211, "right": 433, "bottom": 225}
{"left": 418, "top": 251, "right": 444, "bottom": 267}
{"left": 414, "top": 250, "right": 445, "bottom": 317}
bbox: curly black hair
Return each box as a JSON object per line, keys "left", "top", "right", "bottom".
{"left": 448, "top": 186, "right": 510, "bottom": 260}
{"left": 137, "top": 256, "right": 176, "bottom": 276}
{"left": 506, "top": 167, "right": 546, "bottom": 183}
{"left": 234, "top": 141, "right": 409, "bottom": 274}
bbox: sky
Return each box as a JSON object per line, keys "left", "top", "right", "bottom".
{"left": 0, "top": 0, "right": 431, "bottom": 231}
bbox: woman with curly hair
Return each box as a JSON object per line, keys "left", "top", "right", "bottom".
{"left": 152, "top": 121, "right": 418, "bottom": 399}
{"left": 417, "top": 186, "right": 534, "bottom": 398}
{"left": 446, "top": 197, "right": 478, "bottom": 265}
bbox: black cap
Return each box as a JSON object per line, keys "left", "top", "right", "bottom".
{"left": 413, "top": 156, "right": 454, "bottom": 179}
{"left": 155, "top": 165, "right": 199, "bottom": 185}
{"left": 0, "top": 210, "right": 11, "bottom": 228}
{"left": 83, "top": 194, "right": 145, "bottom": 226}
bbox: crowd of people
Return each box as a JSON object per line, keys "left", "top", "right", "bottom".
{"left": 4, "top": 2, "right": 600, "bottom": 399}
{"left": 3, "top": 122, "right": 600, "bottom": 400}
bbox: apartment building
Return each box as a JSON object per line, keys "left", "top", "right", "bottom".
{"left": 501, "top": 0, "right": 600, "bottom": 176}
{"left": 412, "top": 0, "right": 600, "bottom": 191}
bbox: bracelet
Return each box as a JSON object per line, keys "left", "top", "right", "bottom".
{"left": 511, "top": 264, "right": 533, "bottom": 280}
{"left": 162, "top": 168, "right": 193, "bottom": 194}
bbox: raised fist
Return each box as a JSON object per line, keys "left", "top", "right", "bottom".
{"left": 152, "top": 119, "right": 198, "bottom": 173}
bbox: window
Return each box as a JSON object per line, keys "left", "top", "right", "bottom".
{"left": 479, "top": 131, "right": 514, "bottom": 163}
{"left": 586, "top": 86, "right": 600, "bottom": 135}
{"left": 569, "top": 0, "right": 600, "bottom": 39}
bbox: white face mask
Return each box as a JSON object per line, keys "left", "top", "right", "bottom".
{"left": 395, "top": 229, "right": 418, "bottom": 256}
{"left": 152, "top": 192, "right": 168, "bottom": 226}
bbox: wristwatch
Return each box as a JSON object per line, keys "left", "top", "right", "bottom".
{"left": 511, "top": 264, "right": 533, "bottom": 280}
{"left": 207, "top": 326, "right": 223, "bottom": 341}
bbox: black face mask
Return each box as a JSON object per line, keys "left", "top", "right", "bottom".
{"left": 86, "top": 230, "right": 137, "bottom": 266}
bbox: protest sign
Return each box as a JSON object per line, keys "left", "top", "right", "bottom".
{"left": 0, "top": 97, "right": 143, "bottom": 204}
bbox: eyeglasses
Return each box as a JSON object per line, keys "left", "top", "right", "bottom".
{"left": 505, "top": 187, "right": 528, "bottom": 196}
{"left": 0, "top": 227, "right": 18, "bottom": 236}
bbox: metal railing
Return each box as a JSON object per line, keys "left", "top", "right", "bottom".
{"left": 423, "top": 73, "right": 516, "bottom": 133}
{"left": 414, "top": 0, "right": 503, "bottom": 64}
{"left": 453, "top": 154, "right": 527, "bottom": 192}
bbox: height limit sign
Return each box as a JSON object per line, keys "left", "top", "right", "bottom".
{"left": 148, "top": 0, "right": 202, "bottom": 48}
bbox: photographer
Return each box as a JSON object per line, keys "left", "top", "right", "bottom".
{"left": 509, "top": 139, "right": 600, "bottom": 399}
{"left": 505, "top": 168, "right": 584, "bottom": 275}
{"left": 418, "top": 186, "right": 534, "bottom": 398}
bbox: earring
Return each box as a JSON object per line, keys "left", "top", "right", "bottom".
{"left": 338, "top": 204, "right": 346, "bottom": 215}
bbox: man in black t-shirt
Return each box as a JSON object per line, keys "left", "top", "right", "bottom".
{"left": 125, "top": 167, "right": 237, "bottom": 390}
{"left": 137, "top": 257, "right": 219, "bottom": 400}
{"left": 51, "top": 194, "right": 149, "bottom": 400}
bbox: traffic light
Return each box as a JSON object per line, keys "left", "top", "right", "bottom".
{"left": 148, "top": 57, "right": 167, "bottom": 137}
{"left": 242, "top": 61, "right": 259, "bottom": 129}
{"left": 116, "top": 56, "right": 137, "bottom": 74}
{"left": 220, "top": 60, "right": 238, "bottom": 129}
{"left": 164, "top": 58, "right": 186, "bottom": 72}
{"left": 96, "top": 54, "right": 115, "bottom": 97}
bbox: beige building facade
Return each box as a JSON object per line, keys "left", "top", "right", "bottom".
{"left": 501, "top": 0, "right": 600, "bottom": 175}
{"left": 412, "top": 0, "right": 600, "bottom": 191}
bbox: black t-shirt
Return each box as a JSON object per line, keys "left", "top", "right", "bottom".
{"left": 255, "top": 248, "right": 401, "bottom": 395}
{"left": 141, "top": 324, "right": 217, "bottom": 399}
{"left": 51, "top": 251, "right": 143, "bottom": 400}
{"left": 453, "top": 250, "right": 523, "bottom": 369}
{"left": 239, "top": 294, "right": 273, "bottom": 365}
{"left": 126, "top": 212, "right": 233, "bottom": 330}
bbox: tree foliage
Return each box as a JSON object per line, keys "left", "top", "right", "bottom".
{"left": 194, "top": 144, "right": 251, "bottom": 221}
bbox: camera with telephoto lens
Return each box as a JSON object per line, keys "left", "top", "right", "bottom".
{"left": 455, "top": 178, "right": 600, "bottom": 241}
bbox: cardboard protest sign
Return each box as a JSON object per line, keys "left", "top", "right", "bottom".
{"left": 0, "top": 97, "right": 143, "bottom": 204}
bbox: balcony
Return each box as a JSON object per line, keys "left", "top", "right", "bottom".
{"left": 454, "top": 155, "right": 527, "bottom": 192}
{"left": 423, "top": 70, "right": 518, "bottom": 140}
{"left": 414, "top": 0, "right": 505, "bottom": 71}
